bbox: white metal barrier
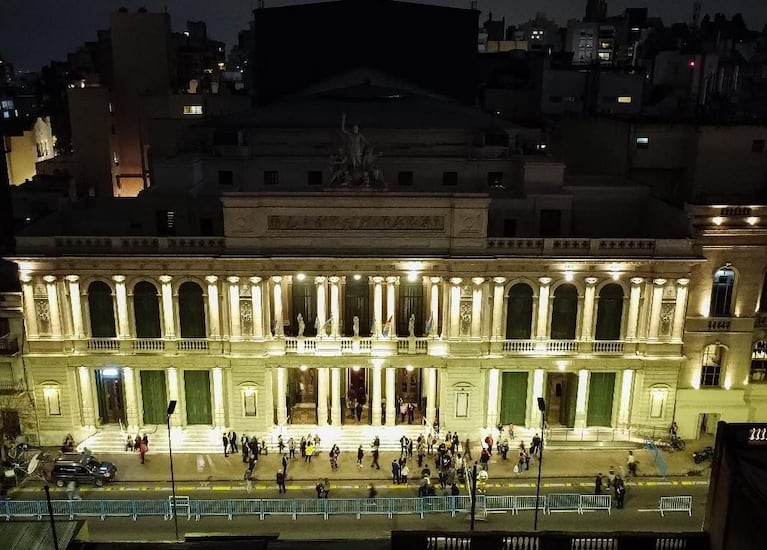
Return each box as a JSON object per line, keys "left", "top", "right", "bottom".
{"left": 659, "top": 496, "right": 692, "bottom": 517}
{"left": 579, "top": 495, "right": 612, "bottom": 515}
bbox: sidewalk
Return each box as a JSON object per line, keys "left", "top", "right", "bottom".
{"left": 89, "top": 442, "right": 710, "bottom": 485}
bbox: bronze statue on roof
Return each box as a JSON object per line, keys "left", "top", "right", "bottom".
{"left": 329, "top": 113, "right": 385, "bottom": 188}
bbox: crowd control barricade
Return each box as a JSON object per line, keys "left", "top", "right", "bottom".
{"left": 294, "top": 498, "right": 328, "bottom": 520}
{"left": 230, "top": 498, "right": 261, "bottom": 520}
{"left": 579, "top": 495, "right": 612, "bottom": 514}
{"left": 659, "top": 496, "right": 692, "bottom": 517}
{"left": 191, "top": 499, "right": 230, "bottom": 521}
{"left": 513, "top": 495, "right": 546, "bottom": 515}
{"left": 358, "top": 497, "right": 384, "bottom": 518}
{"left": 390, "top": 497, "right": 422, "bottom": 518}
{"left": 484, "top": 495, "right": 515, "bottom": 513}
{"left": 327, "top": 498, "right": 358, "bottom": 519}
{"left": 261, "top": 498, "right": 296, "bottom": 520}
{"left": 2, "top": 500, "right": 43, "bottom": 520}
{"left": 167, "top": 496, "right": 191, "bottom": 520}
{"left": 546, "top": 493, "right": 581, "bottom": 514}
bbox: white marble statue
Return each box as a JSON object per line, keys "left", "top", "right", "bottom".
{"left": 353, "top": 315, "right": 360, "bottom": 337}
{"left": 297, "top": 313, "right": 305, "bottom": 337}
{"left": 408, "top": 314, "right": 415, "bottom": 337}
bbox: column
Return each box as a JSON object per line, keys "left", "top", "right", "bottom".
{"left": 250, "top": 277, "right": 264, "bottom": 339}
{"left": 491, "top": 277, "right": 505, "bottom": 340}
{"left": 78, "top": 366, "right": 96, "bottom": 427}
{"left": 373, "top": 276, "right": 384, "bottom": 337}
{"left": 272, "top": 276, "right": 284, "bottom": 337}
{"left": 617, "top": 369, "right": 634, "bottom": 429}
{"left": 574, "top": 369, "right": 589, "bottom": 429}
{"left": 159, "top": 276, "right": 175, "bottom": 338}
{"left": 43, "top": 275, "right": 63, "bottom": 338}
{"left": 331, "top": 367, "right": 341, "bottom": 425}
{"left": 471, "top": 278, "right": 484, "bottom": 339}
{"left": 110, "top": 276, "right": 128, "bottom": 338}
{"left": 329, "top": 276, "right": 340, "bottom": 337}
{"left": 386, "top": 276, "right": 397, "bottom": 338}
{"left": 371, "top": 364, "right": 382, "bottom": 426}
{"left": 205, "top": 276, "right": 220, "bottom": 339}
{"left": 275, "top": 367, "right": 287, "bottom": 424}
{"left": 486, "top": 368, "right": 499, "bottom": 429}
{"left": 672, "top": 278, "right": 690, "bottom": 341}
{"left": 536, "top": 277, "right": 552, "bottom": 339}
{"left": 449, "top": 278, "right": 462, "bottom": 338}
{"left": 530, "top": 369, "right": 545, "bottom": 428}
{"left": 317, "top": 367, "right": 329, "bottom": 426}
{"left": 20, "top": 275, "right": 39, "bottom": 338}
{"left": 315, "top": 276, "right": 327, "bottom": 337}
{"left": 428, "top": 277, "right": 440, "bottom": 338}
{"left": 227, "top": 276, "right": 241, "bottom": 338}
{"left": 626, "top": 277, "right": 643, "bottom": 340}
{"left": 212, "top": 367, "right": 225, "bottom": 428}
{"left": 385, "top": 367, "right": 396, "bottom": 426}
{"left": 65, "top": 276, "right": 84, "bottom": 338}
{"left": 580, "top": 277, "right": 598, "bottom": 340}
{"left": 122, "top": 366, "right": 139, "bottom": 431}
{"left": 425, "top": 367, "right": 437, "bottom": 425}
{"left": 647, "top": 278, "right": 667, "bottom": 341}
{"left": 167, "top": 367, "right": 180, "bottom": 427}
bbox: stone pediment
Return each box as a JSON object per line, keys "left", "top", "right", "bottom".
{"left": 221, "top": 192, "right": 489, "bottom": 254}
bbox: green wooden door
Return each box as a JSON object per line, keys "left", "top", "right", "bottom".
{"left": 140, "top": 370, "right": 167, "bottom": 425}
{"left": 587, "top": 372, "right": 616, "bottom": 426}
{"left": 563, "top": 373, "right": 578, "bottom": 428}
{"left": 184, "top": 370, "right": 212, "bottom": 425}
{"left": 500, "top": 372, "right": 528, "bottom": 425}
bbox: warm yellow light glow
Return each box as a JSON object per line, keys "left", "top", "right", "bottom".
{"left": 406, "top": 365, "right": 414, "bottom": 372}
{"left": 299, "top": 365, "right": 308, "bottom": 372}
{"left": 746, "top": 217, "right": 758, "bottom": 225}
{"left": 352, "top": 366, "right": 361, "bottom": 372}
{"left": 43, "top": 387, "right": 56, "bottom": 398}
{"left": 353, "top": 274, "right": 362, "bottom": 281}
{"left": 691, "top": 371, "right": 701, "bottom": 389}
{"left": 557, "top": 361, "right": 567, "bottom": 371}
{"left": 744, "top": 377, "right": 750, "bottom": 386}
{"left": 407, "top": 271, "right": 418, "bottom": 282}
{"left": 617, "top": 96, "right": 632, "bottom": 103}
{"left": 724, "top": 377, "right": 732, "bottom": 390}
{"left": 611, "top": 271, "right": 620, "bottom": 280}
{"left": 565, "top": 271, "right": 574, "bottom": 282}
{"left": 296, "top": 273, "right": 306, "bottom": 281}
{"left": 712, "top": 216, "right": 724, "bottom": 225}
{"left": 244, "top": 388, "right": 254, "bottom": 397}
{"left": 405, "top": 261, "right": 425, "bottom": 271}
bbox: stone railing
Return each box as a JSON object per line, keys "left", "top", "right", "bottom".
{"left": 132, "top": 339, "right": 166, "bottom": 352}
{"left": 178, "top": 338, "right": 210, "bottom": 352}
{"left": 16, "top": 236, "right": 225, "bottom": 254}
{"left": 86, "top": 338, "right": 121, "bottom": 352}
{"left": 486, "top": 237, "right": 676, "bottom": 257}
{"left": 0, "top": 336, "right": 19, "bottom": 355}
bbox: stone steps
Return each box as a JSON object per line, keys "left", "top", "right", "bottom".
{"left": 77, "top": 426, "right": 223, "bottom": 455}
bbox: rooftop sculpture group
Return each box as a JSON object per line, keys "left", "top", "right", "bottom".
{"left": 329, "top": 113, "right": 386, "bottom": 188}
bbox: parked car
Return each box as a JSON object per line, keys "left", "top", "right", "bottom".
{"left": 51, "top": 456, "right": 117, "bottom": 488}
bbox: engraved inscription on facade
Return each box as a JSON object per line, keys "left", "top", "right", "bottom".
{"left": 267, "top": 215, "right": 445, "bottom": 231}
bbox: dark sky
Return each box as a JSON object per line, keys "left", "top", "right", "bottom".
{"left": 2, "top": 0, "right": 767, "bottom": 72}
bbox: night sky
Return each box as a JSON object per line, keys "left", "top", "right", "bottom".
{"left": 2, "top": 0, "right": 767, "bottom": 72}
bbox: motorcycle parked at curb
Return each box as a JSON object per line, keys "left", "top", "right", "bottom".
{"left": 693, "top": 446, "right": 714, "bottom": 464}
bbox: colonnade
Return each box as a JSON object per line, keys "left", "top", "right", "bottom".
{"left": 273, "top": 365, "right": 439, "bottom": 427}
{"left": 19, "top": 273, "right": 690, "bottom": 343}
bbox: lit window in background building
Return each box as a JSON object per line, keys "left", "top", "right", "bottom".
{"left": 618, "top": 96, "right": 632, "bottom": 103}
{"left": 183, "top": 105, "right": 203, "bottom": 115}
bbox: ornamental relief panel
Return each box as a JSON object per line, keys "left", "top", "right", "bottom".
{"left": 240, "top": 300, "right": 253, "bottom": 335}
{"left": 35, "top": 299, "right": 51, "bottom": 334}
{"left": 659, "top": 302, "right": 675, "bottom": 338}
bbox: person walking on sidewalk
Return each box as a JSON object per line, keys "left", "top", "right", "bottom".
{"left": 417, "top": 439, "right": 426, "bottom": 467}
{"left": 595, "top": 473, "right": 603, "bottom": 495}
{"left": 614, "top": 475, "right": 626, "bottom": 509}
{"left": 282, "top": 454, "right": 289, "bottom": 478}
{"left": 222, "top": 433, "right": 229, "bottom": 457}
{"left": 228, "top": 430, "right": 238, "bottom": 454}
{"left": 288, "top": 437, "right": 296, "bottom": 459}
{"left": 392, "top": 459, "right": 401, "bottom": 484}
{"left": 371, "top": 437, "right": 380, "bottom": 469}
{"left": 627, "top": 451, "right": 637, "bottom": 477}
{"left": 276, "top": 471, "right": 286, "bottom": 494}
{"left": 463, "top": 438, "right": 473, "bottom": 461}
{"left": 427, "top": 432, "right": 436, "bottom": 455}
{"left": 357, "top": 445, "right": 364, "bottom": 468}
{"left": 401, "top": 464, "right": 410, "bottom": 485}
{"left": 139, "top": 439, "right": 147, "bottom": 464}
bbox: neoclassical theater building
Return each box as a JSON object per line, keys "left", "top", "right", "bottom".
{"left": 4, "top": 79, "right": 767, "bottom": 449}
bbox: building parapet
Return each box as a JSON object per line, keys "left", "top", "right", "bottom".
{"left": 486, "top": 238, "right": 695, "bottom": 258}
{"left": 15, "top": 236, "right": 226, "bottom": 255}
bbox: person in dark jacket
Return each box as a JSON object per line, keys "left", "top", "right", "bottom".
{"left": 222, "top": 433, "right": 229, "bottom": 457}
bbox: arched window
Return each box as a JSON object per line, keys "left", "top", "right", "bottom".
{"left": 700, "top": 344, "right": 725, "bottom": 387}
{"left": 88, "top": 281, "right": 116, "bottom": 337}
{"left": 595, "top": 284, "right": 624, "bottom": 340}
{"left": 344, "top": 276, "right": 370, "bottom": 336}
{"left": 751, "top": 340, "right": 767, "bottom": 382}
{"left": 710, "top": 267, "right": 735, "bottom": 317}
{"left": 759, "top": 273, "right": 767, "bottom": 313}
{"left": 133, "top": 281, "right": 161, "bottom": 338}
{"left": 550, "top": 284, "right": 578, "bottom": 340}
{"left": 178, "top": 282, "right": 206, "bottom": 338}
{"left": 291, "top": 279, "right": 316, "bottom": 336}
{"left": 505, "top": 283, "right": 533, "bottom": 339}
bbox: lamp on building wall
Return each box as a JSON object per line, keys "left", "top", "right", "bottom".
{"left": 533, "top": 397, "right": 546, "bottom": 531}
{"left": 166, "top": 400, "right": 179, "bottom": 541}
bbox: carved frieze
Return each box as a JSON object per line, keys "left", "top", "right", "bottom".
{"left": 267, "top": 215, "right": 445, "bottom": 231}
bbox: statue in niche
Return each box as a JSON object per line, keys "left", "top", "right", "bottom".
{"left": 297, "top": 313, "right": 305, "bottom": 337}
{"left": 353, "top": 316, "right": 360, "bottom": 337}
{"left": 408, "top": 314, "right": 416, "bottom": 337}
{"left": 329, "top": 113, "right": 385, "bottom": 188}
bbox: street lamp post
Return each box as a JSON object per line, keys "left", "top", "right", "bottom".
{"left": 533, "top": 397, "right": 546, "bottom": 531}
{"left": 166, "top": 400, "right": 179, "bottom": 542}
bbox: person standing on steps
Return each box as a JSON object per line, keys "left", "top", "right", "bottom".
{"left": 222, "top": 433, "right": 229, "bottom": 457}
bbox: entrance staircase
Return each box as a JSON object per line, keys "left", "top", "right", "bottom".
{"left": 76, "top": 425, "right": 223, "bottom": 455}
{"left": 266, "top": 423, "right": 430, "bottom": 453}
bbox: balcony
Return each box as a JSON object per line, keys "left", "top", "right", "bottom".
{"left": 0, "top": 335, "right": 19, "bottom": 355}
{"left": 686, "top": 316, "right": 755, "bottom": 333}
{"left": 0, "top": 380, "right": 25, "bottom": 395}
{"left": 490, "top": 339, "right": 631, "bottom": 356}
